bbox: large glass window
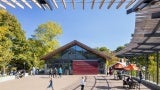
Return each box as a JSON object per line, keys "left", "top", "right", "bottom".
{"left": 46, "top": 45, "right": 106, "bottom": 74}
{"left": 48, "top": 45, "right": 104, "bottom": 61}
{"left": 59, "top": 45, "right": 101, "bottom": 60}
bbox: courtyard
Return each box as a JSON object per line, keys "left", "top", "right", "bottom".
{"left": 0, "top": 75, "right": 150, "bottom": 90}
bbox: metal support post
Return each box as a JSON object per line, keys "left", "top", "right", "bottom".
{"left": 156, "top": 51, "right": 159, "bottom": 85}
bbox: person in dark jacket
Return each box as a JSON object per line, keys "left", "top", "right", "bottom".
{"left": 47, "top": 77, "right": 54, "bottom": 90}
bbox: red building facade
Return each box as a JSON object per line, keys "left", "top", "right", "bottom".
{"left": 72, "top": 60, "right": 98, "bottom": 75}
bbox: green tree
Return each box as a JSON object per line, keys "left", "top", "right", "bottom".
{"left": 27, "top": 39, "right": 44, "bottom": 68}
{"left": 99, "top": 47, "right": 110, "bottom": 53}
{"left": 32, "top": 21, "right": 62, "bottom": 54}
{"left": 115, "top": 46, "right": 125, "bottom": 52}
{"left": 29, "top": 21, "right": 62, "bottom": 68}
{"left": 0, "top": 10, "right": 13, "bottom": 74}
{"left": 0, "top": 9, "right": 27, "bottom": 73}
{"left": 0, "top": 27, "right": 13, "bottom": 74}
{"left": 95, "top": 46, "right": 119, "bottom": 69}
{"left": 10, "top": 40, "right": 30, "bottom": 70}
{"left": 148, "top": 55, "right": 156, "bottom": 82}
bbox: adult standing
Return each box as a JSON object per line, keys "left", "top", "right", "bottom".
{"left": 58, "top": 67, "right": 62, "bottom": 78}
{"left": 49, "top": 68, "right": 53, "bottom": 77}
{"left": 139, "top": 70, "right": 143, "bottom": 83}
{"left": 32, "top": 67, "right": 36, "bottom": 75}
{"left": 80, "top": 77, "right": 85, "bottom": 90}
{"left": 53, "top": 67, "right": 57, "bottom": 78}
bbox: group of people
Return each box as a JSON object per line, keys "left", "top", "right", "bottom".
{"left": 123, "top": 70, "right": 143, "bottom": 89}
{"left": 47, "top": 76, "right": 86, "bottom": 90}
{"left": 47, "top": 67, "right": 63, "bottom": 90}
{"left": 49, "top": 67, "right": 63, "bottom": 78}
{"left": 15, "top": 70, "right": 26, "bottom": 79}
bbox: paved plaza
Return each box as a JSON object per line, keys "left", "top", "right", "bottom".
{"left": 0, "top": 75, "right": 151, "bottom": 90}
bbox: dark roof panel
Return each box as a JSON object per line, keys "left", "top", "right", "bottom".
{"left": 116, "top": 3, "right": 160, "bottom": 57}
{"left": 41, "top": 40, "right": 111, "bottom": 60}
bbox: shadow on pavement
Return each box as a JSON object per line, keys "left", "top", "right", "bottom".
{"left": 39, "top": 76, "right": 49, "bottom": 79}
{"left": 109, "top": 78, "right": 121, "bottom": 80}
{"left": 112, "top": 86, "right": 125, "bottom": 89}
{"left": 96, "top": 79, "right": 106, "bottom": 80}
{"left": 96, "top": 86, "right": 111, "bottom": 89}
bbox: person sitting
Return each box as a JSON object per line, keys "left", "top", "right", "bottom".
{"left": 126, "top": 76, "right": 135, "bottom": 89}
{"left": 126, "top": 76, "right": 131, "bottom": 82}
{"left": 117, "top": 71, "right": 122, "bottom": 80}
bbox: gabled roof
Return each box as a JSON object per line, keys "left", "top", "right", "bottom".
{"left": 41, "top": 40, "right": 111, "bottom": 60}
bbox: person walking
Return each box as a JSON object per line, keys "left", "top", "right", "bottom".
{"left": 47, "top": 77, "right": 54, "bottom": 90}
{"left": 49, "top": 68, "right": 53, "bottom": 77}
{"left": 53, "top": 67, "right": 57, "bottom": 78}
{"left": 80, "top": 77, "right": 85, "bottom": 90}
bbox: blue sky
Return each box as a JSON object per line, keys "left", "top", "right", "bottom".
{"left": 5, "top": 2, "right": 135, "bottom": 51}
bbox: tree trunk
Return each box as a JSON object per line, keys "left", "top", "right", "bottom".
{"left": 2, "top": 65, "right": 6, "bottom": 75}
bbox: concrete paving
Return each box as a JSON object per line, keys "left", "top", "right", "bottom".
{"left": 0, "top": 75, "right": 151, "bottom": 90}
{"left": 0, "top": 75, "right": 82, "bottom": 90}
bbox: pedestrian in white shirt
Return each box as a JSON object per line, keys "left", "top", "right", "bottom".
{"left": 80, "top": 77, "right": 85, "bottom": 90}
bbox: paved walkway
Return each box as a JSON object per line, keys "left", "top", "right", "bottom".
{"left": 0, "top": 75, "right": 151, "bottom": 90}
{"left": 106, "top": 75, "right": 150, "bottom": 90}
{"left": 0, "top": 75, "right": 81, "bottom": 90}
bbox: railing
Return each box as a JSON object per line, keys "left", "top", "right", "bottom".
{"left": 133, "top": 77, "right": 160, "bottom": 90}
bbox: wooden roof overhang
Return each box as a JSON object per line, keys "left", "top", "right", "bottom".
{"left": 0, "top": 0, "right": 138, "bottom": 10}
{"left": 41, "top": 40, "right": 111, "bottom": 60}
{"left": 116, "top": 4, "right": 160, "bottom": 57}
{"left": 126, "top": 0, "right": 159, "bottom": 14}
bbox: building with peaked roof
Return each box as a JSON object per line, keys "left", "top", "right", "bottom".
{"left": 41, "top": 40, "right": 111, "bottom": 75}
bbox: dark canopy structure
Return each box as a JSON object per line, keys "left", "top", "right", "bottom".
{"left": 116, "top": 4, "right": 160, "bottom": 57}
{"left": 126, "top": 0, "right": 159, "bottom": 14}
{"left": 0, "top": 0, "right": 139, "bottom": 10}
{"left": 116, "top": 2, "right": 160, "bottom": 85}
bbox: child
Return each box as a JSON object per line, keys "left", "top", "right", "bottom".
{"left": 47, "top": 77, "right": 54, "bottom": 90}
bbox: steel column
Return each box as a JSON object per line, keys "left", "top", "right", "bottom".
{"left": 156, "top": 51, "right": 159, "bottom": 84}
{"left": 145, "top": 54, "right": 149, "bottom": 80}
